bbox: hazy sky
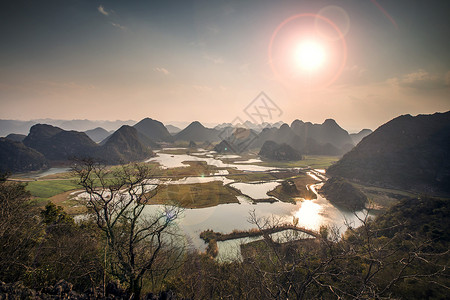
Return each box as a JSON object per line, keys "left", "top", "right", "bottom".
{"left": 1, "top": 0, "right": 449, "bottom": 131}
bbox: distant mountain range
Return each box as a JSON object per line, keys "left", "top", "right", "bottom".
{"left": 0, "top": 119, "right": 136, "bottom": 136}
{"left": 0, "top": 116, "right": 373, "bottom": 173}
{"left": 214, "top": 121, "right": 284, "bottom": 132}
{"left": 327, "top": 111, "right": 450, "bottom": 197}
{"left": 216, "top": 119, "right": 368, "bottom": 155}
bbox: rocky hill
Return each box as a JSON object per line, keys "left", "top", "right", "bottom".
{"left": 133, "top": 118, "right": 173, "bottom": 142}
{"left": 174, "top": 121, "right": 220, "bottom": 142}
{"left": 0, "top": 138, "right": 48, "bottom": 172}
{"left": 290, "top": 119, "right": 354, "bottom": 149}
{"left": 23, "top": 124, "right": 98, "bottom": 161}
{"left": 319, "top": 177, "right": 367, "bottom": 211}
{"left": 84, "top": 127, "right": 110, "bottom": 143}
{"left": 327, "top": 112, "right": 450, "bottom": 196}
{"left": 100, "top": 125, "right": 154, "bottom": 163}
{"left": 21, "top": 124, "right": 153, "bottom": 165}
{"left": 259, "top": 140, "right": 302, "bottom": 161}
{"left": 243, "top": 119, "right": 354, "bottom": 155}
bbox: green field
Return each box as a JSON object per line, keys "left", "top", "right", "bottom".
{"left": 26, "top": 180, "right": 80, "bottom": 199}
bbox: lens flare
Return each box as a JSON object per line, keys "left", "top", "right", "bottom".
{"left": 268, "top": 13, "right": 347, "bottom": 89}
{"left": 295, "top": 41, "right": 326, "bottom": 71}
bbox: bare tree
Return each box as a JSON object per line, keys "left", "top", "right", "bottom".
{"left": 72, "top": 158, "right": 184, "bottom": 298}
{"left": 245, "top": 210, "right": 341, "bottom": 299}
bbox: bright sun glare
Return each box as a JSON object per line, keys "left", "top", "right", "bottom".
{"left": 295, "top": 41, "right": 326, "bottom": 71}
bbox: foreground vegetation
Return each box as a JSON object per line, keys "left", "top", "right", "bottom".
{"left": 1, "top": 163, "right": 449, "bottom": 299}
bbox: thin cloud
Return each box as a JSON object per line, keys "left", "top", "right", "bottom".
{"left": 203, "top": 54, "right": 224, "bottom": 64}
{"left": 97, "top": 5, "right": 109, "bottom": 16}
{"left": 154, "top": 67, "right": 170, "bottom": 75}
{"left": 388, "top": 69, "right": 449, "bottom": 90}
{"left": 206, "top": 25, "right": 220, "bottom": 35}
{"left": 110, "top": 22, "right": 126, "bottom": 30}
{"left": 444, "top": 71, "right": 450, "bottom": 86}
{"left": 192, "top": 85, "right": 213, "bottom": 92}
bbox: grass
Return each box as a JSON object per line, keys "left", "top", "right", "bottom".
{"left": 25, "top": 179, "right": 86, "bottom": 214}
{"left": 26, "top": 180, "right": 80, "bottom": 199}
{"left": 148, "top": 181, "right": 240, "bottom": 208}
{"left": 258, "top": 155, "right": 340, "bottom": 169}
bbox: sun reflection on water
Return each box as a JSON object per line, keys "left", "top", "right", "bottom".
{"left": 294, "top": 200, "right": 323, "bottom": 230}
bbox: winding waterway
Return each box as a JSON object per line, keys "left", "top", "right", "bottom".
{"left": 76, "top": 149, "right": 370, "bottom": 260}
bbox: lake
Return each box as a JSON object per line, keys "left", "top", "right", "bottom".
{"left": 79, "top": 149, "right": 371, "bottom": 260}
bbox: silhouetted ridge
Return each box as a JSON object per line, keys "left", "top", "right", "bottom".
{"left": 327, "top": 111, "right": 450, "bottom": 196}
{"left": 22, "top": 124, "right": 153, "bottom": 164}
{"left": 133, "top": 118, "right": 173, "bottom": 142}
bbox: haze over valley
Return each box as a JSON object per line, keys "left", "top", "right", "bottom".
{"left": 1, "top": 1, "right": 449, "bottom": 298}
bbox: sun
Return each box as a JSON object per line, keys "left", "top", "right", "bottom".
{"left": 295, "top": 41, "right": 326, "bottom": 71}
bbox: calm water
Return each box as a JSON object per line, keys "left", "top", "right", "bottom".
{"left": 230, "top": 181, "right": 281, "bottom": 200}
{"left": 147, "top": 151, "right": 275, "bottom": 172}
{"left": 142, "top": 182, "right": 370, "bottom": 254}
{"left": 80, "top": 149, "right": 371, "bottom": 259}
{"left": 16, "top": 167, "right": 70, "bottom": 178}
